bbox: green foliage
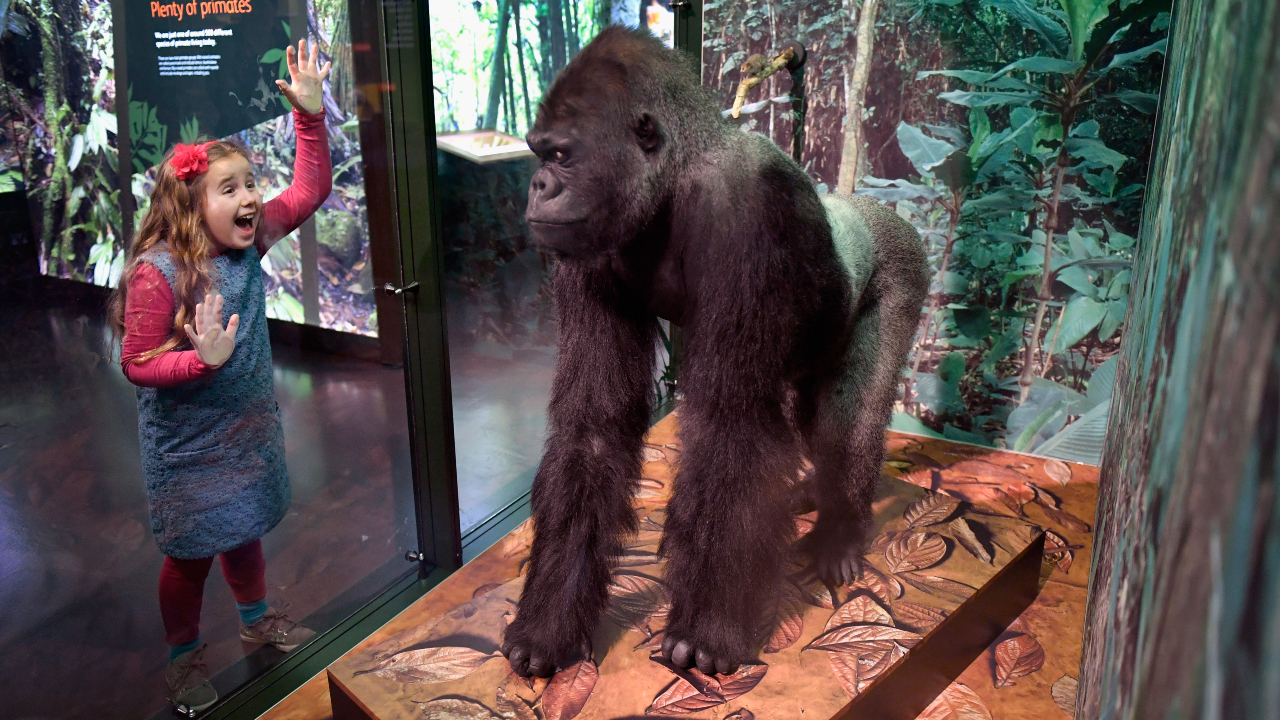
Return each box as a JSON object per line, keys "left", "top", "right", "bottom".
{"left": 179, "top": 116, "right": 200, "bottom": 145}
{"left": 129, "top": 87, "right": 168, "bottom": 174}
{"left": 856, "top": 0, "right": 1168, "bottom": 451}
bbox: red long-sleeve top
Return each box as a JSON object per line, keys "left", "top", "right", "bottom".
{"left": 121, "top": 109, "right": 332, "bottom": 388}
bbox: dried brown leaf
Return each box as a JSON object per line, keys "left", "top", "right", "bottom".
{"left": 826, "top": 594, "right": 893, "bottom": 631}
{"left": 886, "top": 436, "right": 923, "bottom": 453}
{"left": 717, "top": 664, "right": 769, "bottom": 700}
{"left": 857, "top": 641, "right": 907, "bottom": 683}
{"left": 542, "top": 660, "right": 598, "bottom": 720}
{"left": 646, "top": 677, "right": 719, "bottom": 715}
{"left": 636, "top": 477, "right": 667, "bottom": 499}
{"left": 1043, "top": 459, "right": 1072, "bottom": 486}
{"left": 614, "top": 549, "right": 661, "bottom": 568}
{"left": 891, "top": 601, "right": 948, "bottom": 633}
{"left": 496, "top": 685, "right": 538, "bottom": 720}
{"left": 1006, "top": 484, "right": 1036, "bottom": 505}
{"left": 648, "top": 653, "right": 725, "bottom": 700}
{"left": 1044, "top": 531, "right": 1074, "bottom": 573}
{"left": 643, "top": 445, "right": 668, "bottom": 463}
{"left": 795, "top": 515, "right": 815, "bottom": 538}
{"left": 793, "top": 578, "right": 836, "bottom": 609}
{"left": 473, "top": 583, "right": 505, "bottom": 599}
{"left": 644, "top": 664, "right": 766, "bottom": 715}
{"left": 994, "top": 634, "right": 1045, "bottom": 688}
{"left": 904, "top": 493, "right": 962, "bottom": 528}
{"left": 635, "top": 628, "right": 666, "bottom": 652}
{"left": 993, "top": 489, "right": 1028, "bottom": 517}
{"left": 867, "top": 530, "right": 910, "bottom": 554}
{"left": 885, "top": 533, "right": 947, "bottom": 573}
{"left": 1041, "top": 504, "right": 1093, "bottom": 534}
{"left": 503, "top": 519, "right": 535, "bottom": 558}
{"left": 725, "top": 710, "right": 755, "bottom": 720}
{"left": 361, "top": 646, "right": 497, "bottom": 684}
{"left": 828, "top": 652, "right": 861, "bottom": 697}
{"left": 945, "top": 460, "right": 1031, "bottom": 483}
{"left": 805, "top": 624, "right": 921, "bottom": 654}
{"left": 1051, "top": 675, "right": 1078, "bottom": 716}
{"left": 917, "top": 682, "right": 993, "bottom": 720}
{"left": 949, "top": 518, "right": 993, "bottom": 564}
{"left": 902, "top": 450, "right": 943, "bottom": 469}
{"left": 606, "top": 573, "right": 670, "bottom": 622}
{"left": 420, "top": 699, "right": 500, "bottom": 719}
{"left": 1030, "top": 483, "right": 1065, "bottom": 509}
{"left": 764, "top": 582, "right": 806, "bottom": 653}
{"left": 639, "top": 515, "right": 665, "bottom": 533}
{"left": 898, "top": 573, "right": 977, "bottom": 603}
{"left": 855, "top": 565, "right": 904, "bottom": 603}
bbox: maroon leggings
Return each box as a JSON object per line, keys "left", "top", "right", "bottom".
{"left": 159, "top": 539, "right": 267, "bottom": 646}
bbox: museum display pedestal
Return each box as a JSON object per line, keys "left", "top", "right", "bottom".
{"left": 326, "top": 415, "right": 1045, "bottom": 720}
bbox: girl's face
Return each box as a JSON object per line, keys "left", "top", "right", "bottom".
{"left": 202, "top": 153, "right": 263, "bottom": 253}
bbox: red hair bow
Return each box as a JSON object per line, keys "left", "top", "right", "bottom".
{"left": 170, "top": 142, "right": 211, "bottom": 180}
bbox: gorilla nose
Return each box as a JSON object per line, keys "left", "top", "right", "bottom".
{"left": 531, "top": 169, "right": 563, "bottom": 200}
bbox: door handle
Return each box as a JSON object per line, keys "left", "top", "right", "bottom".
{"left": 382, "top": 281, "right": 420, "bottom": 297}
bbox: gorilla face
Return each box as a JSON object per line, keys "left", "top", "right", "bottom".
{"left": 525, "top": 110, "right": 664, "bottom": 257}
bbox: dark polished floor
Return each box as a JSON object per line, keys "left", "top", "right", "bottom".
{"left": 0, "top": 279, "right": 419, "bottom": 719}
{"left": 0, "top": 275, "right": 556, "bottom": 719}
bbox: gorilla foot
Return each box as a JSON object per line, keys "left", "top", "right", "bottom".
{"left": 660, "top": 629, "right": 746, "bottom": 677}
{"left": 501, "top": 623, "right": 591, "bottom": 678}
{"left": 798, "top": 518, "right": 865, "bottom": 587}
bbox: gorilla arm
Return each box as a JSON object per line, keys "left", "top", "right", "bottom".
{"left": 500, "top": 256, "right": 657, "bottom": 678}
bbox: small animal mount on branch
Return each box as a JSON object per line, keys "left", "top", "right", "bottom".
{"left": 730, "top": 41, "right": 807, "bottom": 119}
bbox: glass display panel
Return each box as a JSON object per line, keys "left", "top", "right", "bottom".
{"left": 429, "top": 0, "right": 665, "bottom": 544}
{"left": 0, "top": 0, "right": 418, "bottom": 716}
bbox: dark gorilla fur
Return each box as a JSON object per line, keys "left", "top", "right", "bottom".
{"left": 501, "top": 27, "right": 930, "bottom": 679}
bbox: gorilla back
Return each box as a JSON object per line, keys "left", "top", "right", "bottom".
{"left": 503, "top": 26, "right": 929, "bottom": 679}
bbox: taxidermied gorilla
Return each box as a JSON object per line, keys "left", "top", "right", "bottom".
{"left": 501, "top": 27, "right": 929, "bottom": 678}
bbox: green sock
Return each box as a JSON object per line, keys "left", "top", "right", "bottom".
{"left": 170, "top": 639, "right": 201, "bottom": 661}
{"left": 237, "top": 598, "right": 268, "bottom": 625}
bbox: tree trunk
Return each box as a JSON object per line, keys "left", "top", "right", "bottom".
{"left": 483, "top": 0, "right": 513, "bottom": 130}
{"left": 1079, "top": 0, "right": 1280, "bottom": 715}
{"left": 566, "top": 0, "right": 579, "bottom": 58}
{"left": 513, "top": 0, "right": 533, "bottom": 128}
{"left": 836, "top": 0, "right": 879, "bottom": 195}
{"left": 536, "top": 6, "right": 552, "bottom": 90}
{"left": 34, "top": 0, "right": 70, "bottom": 274}
{"left": 504, "top": 44, "right": 517, "bottom": 133}
{"left": 548, "top": 0, "right": 567, "bottom": 76}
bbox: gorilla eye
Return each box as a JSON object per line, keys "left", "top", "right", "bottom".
{"left": 552, "top": 150, "right": 567, "bottom": 162}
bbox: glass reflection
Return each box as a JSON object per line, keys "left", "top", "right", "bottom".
{"left": 429, "top": 2, "right": 673, "bottom": 544}
{"left": 0, "top": 0, "right": 415, "bottom": 715}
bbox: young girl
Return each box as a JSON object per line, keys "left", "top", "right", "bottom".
{"left": 109, "top": 40, "right": 332, "bottom": 713}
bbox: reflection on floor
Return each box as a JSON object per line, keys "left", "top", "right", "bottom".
{"left": 448, "top": 345, "right": 554, "bottom": 536}
{"left": 262, "top": 418, "right": 1099, "bottom": 720}
{"left": 0, "top": 280, "right": 415, "bottom": 720}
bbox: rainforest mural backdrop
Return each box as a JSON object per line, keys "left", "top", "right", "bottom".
{"left": 0, "top": 0, "right": 1168, "bottom": 456}
{"left": 704, "top": 0, "right": 1169, "bottom": 459}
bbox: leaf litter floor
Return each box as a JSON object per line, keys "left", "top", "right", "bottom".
{"left": 263, "top": 414, "right": 1096, "bottom": 720}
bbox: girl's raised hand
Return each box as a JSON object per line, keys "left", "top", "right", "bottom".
{"left": 276, "top": 38, "right": 332, "bottom": 114}
{"left": 184, "top": 293, "right": 239, "bottom": 368}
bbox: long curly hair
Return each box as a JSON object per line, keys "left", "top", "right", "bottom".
{"left": 108, "top": 139, "right": 253, "bottom": 363}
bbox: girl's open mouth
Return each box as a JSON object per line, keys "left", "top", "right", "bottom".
{"left": 234, "top": 212, "right": 256, "bottom": 231}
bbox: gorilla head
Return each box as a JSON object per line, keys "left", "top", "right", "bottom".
{"left": 524, "top": 28, "right": 719, "bottom": 257}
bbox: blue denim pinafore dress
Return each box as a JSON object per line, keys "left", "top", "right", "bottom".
{"left": 135, "top": 244, "right": 290, "bottom": 559}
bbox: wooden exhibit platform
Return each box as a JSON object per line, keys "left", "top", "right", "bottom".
{"left": 323, "top": 414, "right": 1048, "bottom": 720}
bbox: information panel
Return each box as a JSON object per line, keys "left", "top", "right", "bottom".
{"left": 126, "top": 0, "right": 291, "bottom": 168}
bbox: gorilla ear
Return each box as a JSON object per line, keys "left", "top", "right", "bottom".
{"left": 634, "top": 113, "right": 662, "bottom": 153}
